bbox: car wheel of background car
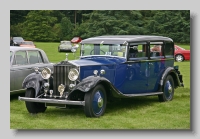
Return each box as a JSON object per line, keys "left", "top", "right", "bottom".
{"left": 58, "top": 47, "right": 61, "bottom": 52}
{"left": 175, "top": 54, "right": 184, "bottom": 62}
{"left": 84, "top": 84, "right": 107, "bottom": 117}
{"left": 158, "top": 75, "right": 174, "bottom": 102}
{"left": 25, "top": 88, "right": 47, "bottom": 113}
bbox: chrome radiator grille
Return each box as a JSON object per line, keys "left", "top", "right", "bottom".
{"left": 53, "top": 63, "right": 76, "bottom": 96}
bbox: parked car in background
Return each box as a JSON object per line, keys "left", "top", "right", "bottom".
{"left": 151, "top": 44, "right": 190, "bottom": 62}
{"left": 174, "top": 45, "right": 190, "bottom": 62}
{"left": 12, "top": 37, "right": 24, "bottom": 46}
{"left": 19, "top": 35, "right": 184, "bottom": 117}
{"left": 10, "top": 46, "right": 54, "bottom": 95}
{"left": 19, "top": 41, "right": 36, "bottom": 48}
{"left": 71, "top": 37, "right": 82, "bottom": 43}
{"left": 58, "top": 40, "right": 79, "bottom": 52}
{"left": 58, "top": 41, "right": 72, "bottom": 52}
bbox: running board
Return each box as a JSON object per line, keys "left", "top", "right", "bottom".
{"left": 123, "top": 92, "right": 163, "bottom": 97}
{"left": 18, "top": 96, "right": 85, "bottom": 106}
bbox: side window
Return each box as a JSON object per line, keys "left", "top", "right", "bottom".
{"left": 165, "top": 42, "right": 174, "bottom": 58}
{"left": 28, "top": 50, "right": 44, "bottom": 64}
{"left": 128, "top": 42, "right": 147, "bottom": 60}
{"left": 150, "top": 43, "right": 164, "bottom": 59}
{"left": 14, "top": 51, "right": 28, "bottom": 65}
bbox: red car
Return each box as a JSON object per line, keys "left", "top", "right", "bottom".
{"left": 174, "top": 45, "right": 190, "bottom": 62}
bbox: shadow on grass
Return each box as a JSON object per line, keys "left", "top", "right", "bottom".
{"left": 40, "top": 96, "right": 160, "bottom": 117}
{"left": 10, "top": 92, "right": 25, "bottom": 101}
{"left": 106, "top": 96, "right": 159, "bottom": 114}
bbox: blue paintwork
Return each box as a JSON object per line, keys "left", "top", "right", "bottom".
{"left": 70, "top": 56, "right": 174, "bottom": 94}
{"left": 92, "top": 90, "right": 105, "bottom": 115}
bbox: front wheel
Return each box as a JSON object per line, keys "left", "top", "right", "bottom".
{"left": 25, "top": 88, "right": 47, "bottom": 114}
{"left": 158, "top": 75, "right": 174, "bottom": 102}
{"left": 175, "top": 54, "right": 184, "bottom": 62}
{"left": 84, "top": 85, "right": 107, "bottom": 117}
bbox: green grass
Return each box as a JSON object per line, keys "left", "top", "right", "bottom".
{"left": 10, "top": 42, "right": 190, "bottom": 129}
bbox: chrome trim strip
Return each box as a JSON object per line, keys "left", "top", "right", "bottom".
{"left": 123, "top": 92, "right": 163, "bottom": 97}
{"left": 18, "top": 96, "right": 85, "bottom": 106}
{"left": 80, "top": 55, "right": 126, "bottom": 59}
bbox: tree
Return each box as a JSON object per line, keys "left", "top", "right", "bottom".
{"left": 22, "top": 10, "right": 58, "bottom": 42}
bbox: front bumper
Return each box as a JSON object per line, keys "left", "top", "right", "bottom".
{"left": 18, "top": 96, "right": 85, "bottom": 106}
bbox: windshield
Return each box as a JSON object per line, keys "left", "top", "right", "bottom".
{"left": 61, "top": 41, "right": 71, "bottom": 45}
{"left": 21, "top": 41, "right": 34, "bottom": 45}
{"left": 81, "top": 44, "right": 127, "bottom": 58}
{"left": 13, "top": 37, "right": 23, "bottom": 41}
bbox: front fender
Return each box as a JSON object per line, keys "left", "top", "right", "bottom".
{"left": 73, "top": 76, "right": 110, "bottom": 92}
{"left": 22, "top": 72, "right": 44, "bottom": 97}
{"left": 69, "top": 76, "right": 132, "bottom": 99}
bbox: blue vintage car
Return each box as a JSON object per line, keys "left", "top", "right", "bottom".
{"left": 19, "top": 35, "right": 184, "bottom": 117}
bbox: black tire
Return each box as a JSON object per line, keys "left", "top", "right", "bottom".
{"left": 175, "top": 54, "right": 184, "bottom": 62}
{"left": 25, "top": 88, "right": 47, "bottom": 114}
{"left": 58, "top": 47, "right": 61, "bottom": 52}
{"left": 84, "top": 85, "right": 107, "bottom": 117}
{"left": 158, "top": 75, "right": 174, "bottom": 102}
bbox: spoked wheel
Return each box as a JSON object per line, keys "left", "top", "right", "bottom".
{"left": 158, "top": 75, "right": 174, "bottom": 102}
{"left": 175, "top": 54, "right": 184, "bottom": 62}
{"left": 25, "top": 88, "right": 47, "bottom": 114}
{"left": 84, "top": 85, "right": 107, "bottom": 117}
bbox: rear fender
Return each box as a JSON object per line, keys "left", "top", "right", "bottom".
{"left": 160, "top": 67, "right": 182, "bottom": 88}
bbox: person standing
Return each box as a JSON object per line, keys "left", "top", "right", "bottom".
{"left": 10, "top": 37, "right": 14, "bottom": 46}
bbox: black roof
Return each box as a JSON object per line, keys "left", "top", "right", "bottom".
{"left": 81, "top": 35, "right": 173, "bottom": 44}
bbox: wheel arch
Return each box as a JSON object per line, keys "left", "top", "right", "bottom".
{"left": 160, "top": 67, "right": 182, "bottom": 88}
{"left": 68, "top": 76, "right": 114, "bottom": 101}
{"left": 22, "top": 72, "right": 45, "bottom": 97}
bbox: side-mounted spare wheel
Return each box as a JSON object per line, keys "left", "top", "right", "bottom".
{"left": 158, "top": 75, "right": 175, "bottom": 102}
{"left": 25, "top": 88, "right": 47, "bottom": 114}
{"left": 84, "top": 84, "right": 107, "bottom": 117}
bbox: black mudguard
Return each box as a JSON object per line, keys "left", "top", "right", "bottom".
{"left": 72, "top": 76, "right": 110, "bottom": 92}
{"left": 22, "top": 72, "right": 44, "bottom": 97}
{"left": 68, "top": 76, "right": 126, "bottom": 98}
{"left": 160, "top": 67, "right": 183, "bottom": 88}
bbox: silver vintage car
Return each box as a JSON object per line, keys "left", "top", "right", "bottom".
{"left": 10, "top": 46, "right": 54, "bottom": 95}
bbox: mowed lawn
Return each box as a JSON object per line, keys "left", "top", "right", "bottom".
{"left": 10, "top": 42, "right": 190, "bottom": 129}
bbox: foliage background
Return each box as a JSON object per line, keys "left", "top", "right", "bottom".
{"left": 10, "top": 10, "right": 190, "bottom": 43}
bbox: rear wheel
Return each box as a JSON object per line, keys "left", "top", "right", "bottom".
{"left": 25, "top": 88, "right": 47, "bottom": 114}
{"left": 158, "top": 75, "right": 174, "bottom": 102}
{"left": 84, "top": 85, "right": 107, "bottom": 117}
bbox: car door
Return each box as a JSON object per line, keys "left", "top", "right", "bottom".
{"left": 123, "top": 44, "right": 148, "bottom": 94}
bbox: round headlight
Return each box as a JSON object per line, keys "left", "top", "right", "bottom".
{"left": 41, "top": 67, "right": 51, "bottom": 79}
{"left": 68, "top": 68, "right": 79, "bottom": 81}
